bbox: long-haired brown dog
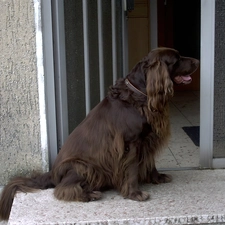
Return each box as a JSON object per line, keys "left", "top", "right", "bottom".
{"left": 0, "top": 48, "right": 199, "bottom": 220}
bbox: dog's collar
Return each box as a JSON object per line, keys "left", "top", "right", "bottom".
{"left": 125, "top": 78, "right": 147, "bottom": 97}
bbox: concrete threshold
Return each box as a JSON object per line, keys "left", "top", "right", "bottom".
{"left": 6, "top": 169, "right": 225, "bottom": 225}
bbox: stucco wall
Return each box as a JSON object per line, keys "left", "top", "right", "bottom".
{"left": 0, "top": 0, "right": 48, "bottom": 185}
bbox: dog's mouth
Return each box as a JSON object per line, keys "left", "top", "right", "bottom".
{"left": 174, "top": 75, "right": 192, "bottom": 85}
{"left": 173, "top": 59, "right": 199, "bottom": 85}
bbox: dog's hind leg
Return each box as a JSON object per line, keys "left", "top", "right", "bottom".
{"left": 53, "top": 169, "right": 102, "bottom": 202}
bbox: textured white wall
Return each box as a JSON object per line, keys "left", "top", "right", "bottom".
{"left": 0, "top": 0, "right": 49, "bottom": 185}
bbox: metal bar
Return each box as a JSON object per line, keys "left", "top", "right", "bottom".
{"left": 83, "top": 0, "right": 91, "bottom": 114}
{"left": 150, "top": 0, "right": 158, "bottom": 49}
{"left": 122, "top": 0, "right": 128, "bottom": 76}
{"left": 41, "top": 0, "right": 58, "bottom": 168}
{"left": 52, "top": 0, "right": 69, "bottom": 148}
{"left": 200, "top": 0, "right": 215, "bottom": 168}
{"left": 97, "top": 0, "right": 105, "bottom": 100}
{"left": 123, "top": 0, "right": 127, "bottom": 11}
{"left": 111, "top": 0, "right": 117, "bottom": 83}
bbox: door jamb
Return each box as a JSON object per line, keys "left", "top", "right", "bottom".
{"left": 199, "top": 0, "right": 215, "bottom": 168}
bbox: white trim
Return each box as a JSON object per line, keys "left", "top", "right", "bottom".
{"left": 34, "top": 0, "right": 49, "bottom": 171}
{"left": 200, "top": 0, "right": 215, "bottom": 168}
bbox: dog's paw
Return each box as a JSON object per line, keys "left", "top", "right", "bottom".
{"left": 88, "top": 191, "right": 102, "bottom": 201}
{"left": 128, "top": 190, "right": 149, "bottom": 201}
{"left": 152, "top": 173, "right": 172, "bottom": 184}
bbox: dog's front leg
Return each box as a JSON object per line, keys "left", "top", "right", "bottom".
{"left": 120, "top": 143, "right": 149, "bottom": 201}
{"left": 149, "top": 165, "right": 172, "bottom": 184}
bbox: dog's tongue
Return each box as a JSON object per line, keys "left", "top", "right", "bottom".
{"left": 174, "top": 75, "right": 192, "bottom": 84}
{"left": 181, "top": 75, "right": 192, "bottom": 82}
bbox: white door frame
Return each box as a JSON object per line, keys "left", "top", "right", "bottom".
{"left": 149, "top": 0, "right": 225, "bottom": 168}
{"left": 43, "top": 0, "right": 225, "bottom": 169}
{"left": 199, "top": 0, "right": 215, "bottom": 168}
{"left": 41, "top": 0, "right": 58, "bottom": 168}
{"left": 202, "top": 0, "right": 225, "bottom": 169}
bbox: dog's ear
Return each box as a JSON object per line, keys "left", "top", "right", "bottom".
{"left": 146, "top": 61, "right": 174, "bottom": 112}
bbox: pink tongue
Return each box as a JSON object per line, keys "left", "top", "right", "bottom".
{"left": 181, "top": 75, "right": 192, "bottom": 81}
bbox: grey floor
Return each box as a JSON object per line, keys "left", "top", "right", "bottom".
{"left": 0, "top": 91, "right": 200, "bottom": 225}
{"left": 156, "top": 91, "right": 200, "bottom": 169}
{"left": 8, "top": 169, "right": 225, "bottom": 225}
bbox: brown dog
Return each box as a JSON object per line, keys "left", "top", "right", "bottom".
{"left": 0, "top": 48, "right": 199, "bottom": 220}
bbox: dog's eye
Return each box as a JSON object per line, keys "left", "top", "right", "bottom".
{"left": 173, "top": 58, "right": 181, "bottom": 65}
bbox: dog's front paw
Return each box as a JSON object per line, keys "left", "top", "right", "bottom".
{"left": 152, "top": 173, "right": 172, "bottom": 184}
{"left": 128, "top": 190, "right": 149, "bottom": 201}
{"left": 88, "top": 191, "right": 102, "bottom": 201}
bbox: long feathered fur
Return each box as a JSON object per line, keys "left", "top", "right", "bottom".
{"left": 0, "top": 48, "right": 199, "bottom": 221}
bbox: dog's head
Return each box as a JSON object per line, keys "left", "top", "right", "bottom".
{"left": 127, "top": 47, "right": 199, "bottom": 112}
{"left": 147, "top": 48, "right": 199, "bottom": 85}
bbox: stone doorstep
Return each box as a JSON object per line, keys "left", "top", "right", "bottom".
{"left": 5, "top": 170, "right": 225, "bottom": 225}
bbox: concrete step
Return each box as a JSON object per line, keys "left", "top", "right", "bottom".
{"left": 6, "top": 169, "right": 225, "bottom": 225}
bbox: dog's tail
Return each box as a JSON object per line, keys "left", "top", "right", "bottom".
{"left": 0, "top": 172, "right": 54, "bottom": 221}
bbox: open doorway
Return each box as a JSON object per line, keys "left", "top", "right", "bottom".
{"left": 127, "top": 0, "right": 201, "bottom": 169}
